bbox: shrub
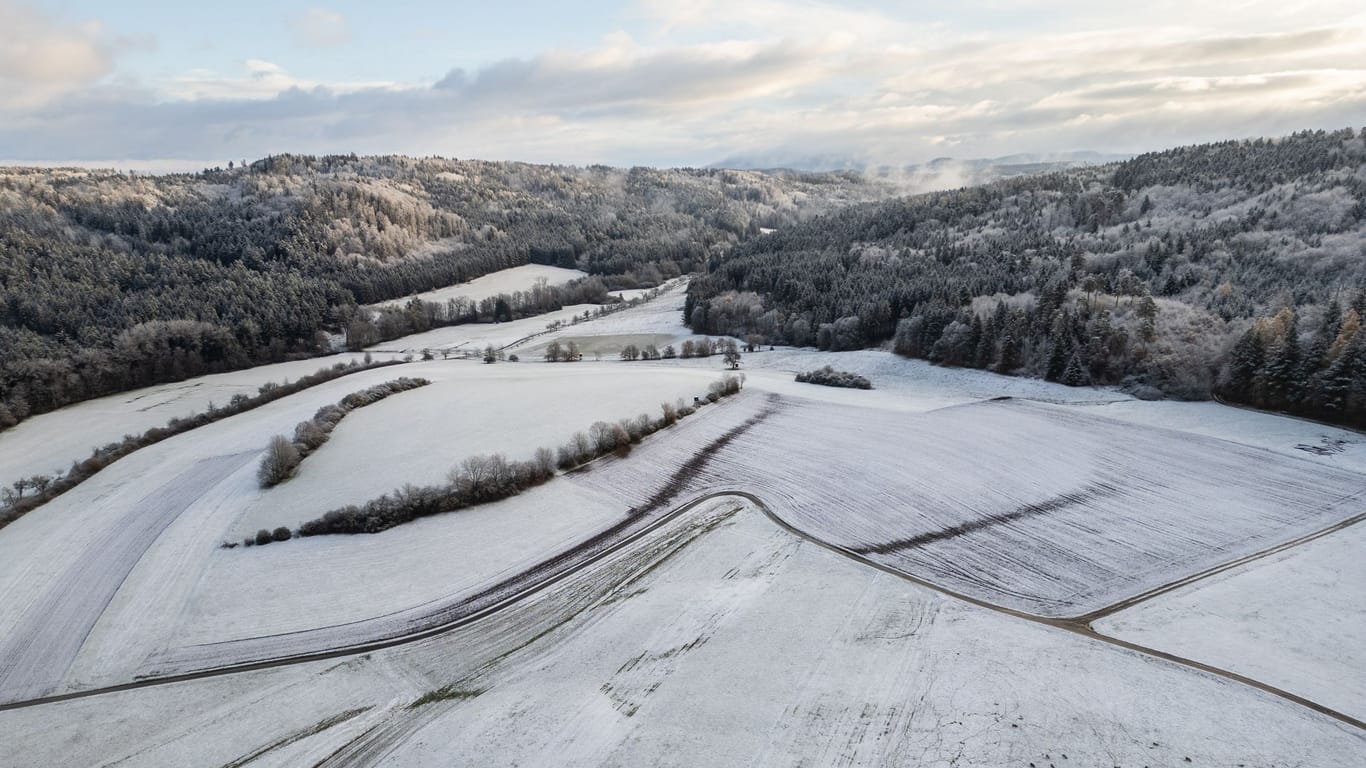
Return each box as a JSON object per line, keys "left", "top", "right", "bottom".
{"left": 258, "top": 435, "right": 301, "bottom": 487}
{"left": 255, "top": 529, "right": 273, "bottom": 546}
{"left": 795, "top": 366, "right": 872, "bottom": 389}
{"left": 272, "top": 527, "right": 292, "bottom": 542}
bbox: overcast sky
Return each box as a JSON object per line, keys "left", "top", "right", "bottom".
{"left": 2, "top": 0, "right": 1364, "bottom": 169}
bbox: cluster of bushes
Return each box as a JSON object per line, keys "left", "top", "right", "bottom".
{"left": 542, "top": 340, "right": 582, "bottom": 362}
{"left": 0, "top": 356, "right": 407, "bottom": 530}
{"left": 622, "top": 338, "right": 742, "bottom": 369}
{"left": 795, "top": 366, "right": 873, "bottom": 389}
{"left": 257, "top": 377, "right": 431, "bottom": 487}
{"left": 264, "top": 374, "right": 746, "bottom": 541}
{"left": 619, "top": 344, "right": 663, "bottom": 361}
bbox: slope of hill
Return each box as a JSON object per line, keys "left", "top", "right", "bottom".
{"left": 687, "top": 128, "right": 1366, "bottom": 426}
{"left": 0, "top": 158, "right": 893, "bottom": 430}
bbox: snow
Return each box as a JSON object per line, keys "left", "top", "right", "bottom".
{"left": 1095, "top": 519, "right": 1366, "bottom": 721}
{"left": 0, "top": 358, "right": 724, "bottom": 699}
{"left": 230, "top": 362, "right": 722, "bottom": 535}
{"left": 369, "top": 265, "right": 587, "bottom": 309}
{"left": 3, "top": 499, "right": 1362, "bottom": 767}
{"left": 0, "top": 353, "right": 390, "bottom": 484}
{"left": 4, "top": 280, "right": 1366, "bottom": 763}
{"left": 569, "top": 392, "right": 1366, "bottom": 617}
{"left": 0, "top": 363, "right": 442, "bottom": 699}
{"left": 1088, "top": 398, "right": 1366, "bottom": 472}
{"left": 366, "top": 304, "right": 601, "bottom": 354}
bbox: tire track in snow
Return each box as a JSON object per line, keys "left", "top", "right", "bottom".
{"left": 0, "top": 452, "right": 255, "bottom": 704}
{"left": 744, "top": 489, "right": 1366, "bottom": 733}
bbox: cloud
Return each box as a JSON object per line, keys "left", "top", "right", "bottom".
{"left": 0, "top": 1, "right": 115, "bottom": 108}
{"left": 1, "top": 0, "right": 1364, "bottom": 168}
{"left": 291, "top": 7, "right": 350, "bottom": 48}
{"left": 162, "top": 58, "right": 399, "bottom": 101}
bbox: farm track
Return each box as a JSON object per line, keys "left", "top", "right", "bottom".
{"left": 2, "top": 391, "right": 1362, "bottom": 737}
{"left": 746, "top": 488, "right": 1366, "bottom": 733}
{"left": 0, "top": 401, "right": 779, "bottom": 713}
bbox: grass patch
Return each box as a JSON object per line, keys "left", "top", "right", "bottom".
{"left": 408, "top": 685, "right": 484, "bottom": 709}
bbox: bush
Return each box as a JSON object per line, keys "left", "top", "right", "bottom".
{"left": 795, "top": 366, "right": 872, "bottom": 389}
{"left": 255, "top": 529, "right": 273, "bottom": 546}
{"left": 272, "top": 527, "right": 293, "bottom": 542}
{"left": 257, "top": 435, "right": 301, "bottom": 487}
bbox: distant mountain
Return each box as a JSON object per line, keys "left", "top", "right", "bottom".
{"left": 708, "top": 151, "right": 1134, "bottom": 193}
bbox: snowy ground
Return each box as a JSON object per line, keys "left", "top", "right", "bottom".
{"left": 369, "top": 265, "right": 586, "bottom": 309}
{"left": 1095, "top": 518, "right": 1366, "bottom": 721}
{"left": 569, "top": 392, "right": 1366, "bottom": 617}
{"left": 0, "top": 358, "right": 726, "bottom": 701}
{"left": 367, "top": 304, "right": 601, "bottom": 355}
{"left": 0, "top": 353, "right": 392, "bottom": 485}
{"left": 3, "top": 500, "right": 1362, "bottom": 767}
{"left": 230, "top": 362, "right": 720, "bottom": 535}
{"left": 4, "top": 282, "right": 1366, "bottom": 764}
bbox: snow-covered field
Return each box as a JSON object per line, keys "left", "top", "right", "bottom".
{"left": 369, "top": 265, "right": 586, "bottom": 309}
{"left": 3, "top": 282, "right": 1366, "bottom": 765}
{"left": 1095, "top": 518, "right": 1366, "bottom": 721}
{"left": 0, "top": 358, "right": 725, "bottom": 700}
{"left": 3, "top": 499, "right": 1362, "bottom": 767}
{"left": 0, "top": 353, "right": 392, "bottom": 484}
{"left": 231, "top": 362, "right": 719, "bottom": 535}
{"left": 570, "top": 392, "right": 1366, "bottom": 617}
{"left": 368, "top": 304, "right": 601, "bottom": 354}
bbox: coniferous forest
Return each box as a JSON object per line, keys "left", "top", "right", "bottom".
{"left": 686, "top": 129, "right": 1366, "bottom": 428}
{"left": 0, "top": 156, "right": 887, "bottom": 429}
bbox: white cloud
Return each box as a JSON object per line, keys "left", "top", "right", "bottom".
{"left": 291, "top": 7, "right": 350, "bottom": 49}
{"left": 0, "top": 1, "right": 115, "bottom": 108}
{"left": 2, "top": 0, "right": 1365, "bottom": 166}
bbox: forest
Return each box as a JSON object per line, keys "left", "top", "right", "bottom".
{"left": 685, "top": 129, "right": 1366, "bottom": 428}
{"left": 0, "top": 156, "right": 888, "bottom": 429}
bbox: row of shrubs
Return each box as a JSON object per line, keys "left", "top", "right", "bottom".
{"left": 795, "top": 365, "right": 873, "bottom": 390}
{"left": 242, "top": 374, "right": 746, "bottom": 544}
{"left": 257, "top": 377, "right": 431, "bottom": 488}
{"left": 0, "top": 356, "right": 408, "bottom": 531}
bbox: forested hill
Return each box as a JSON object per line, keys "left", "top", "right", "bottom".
{"left": 687, "top": 128, "right": 1366, "bottom": 427}
{"left": 0, "top": 156, "right": 890, "bottom": 428}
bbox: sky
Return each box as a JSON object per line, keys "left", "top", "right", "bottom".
{"left": 1, "top": 0, "right": 1364, "bottom": 170}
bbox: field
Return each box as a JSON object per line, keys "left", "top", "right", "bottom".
{"left": 0, "top": 353, "right": 392, "bottom": 485}
{"left": 3, "top": 499, "right": 1363, "bottom": 767}
{"left": 368, "top": 265, "right": 587, "bottom": 309}
{"left": 367, "top": 304, "right": 601, "bottom": 355}
{"left": 1095, "top": 518, "right": 1366, "bottom": 720}
{"left": 1, "top": 267, "right": 1364, "bottom": 765}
